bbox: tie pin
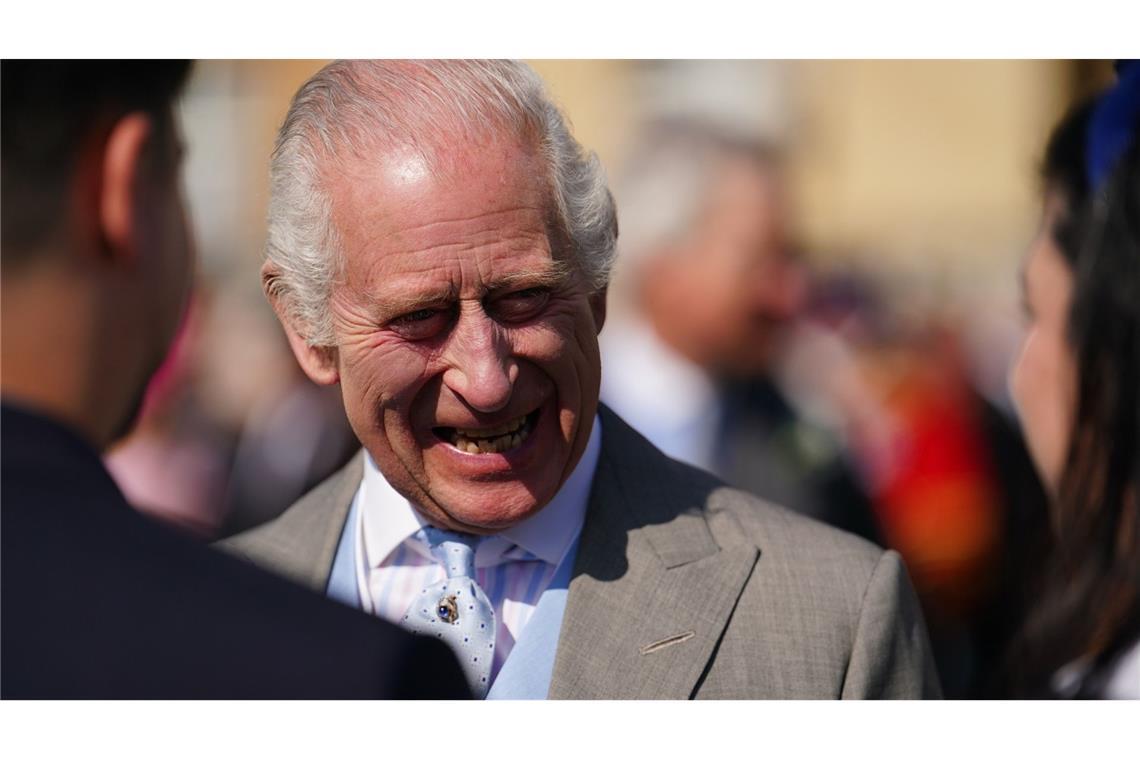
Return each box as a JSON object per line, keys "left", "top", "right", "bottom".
{"left": 436, "top": 594, "right": 459, "bottom": 624}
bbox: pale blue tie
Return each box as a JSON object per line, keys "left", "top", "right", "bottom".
{"left": 401, "top": 527, "right": 496, "bottom": 697}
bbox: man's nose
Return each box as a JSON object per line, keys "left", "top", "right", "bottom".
{"left": 441, "top": 308, "right": 517, "bottom": 413}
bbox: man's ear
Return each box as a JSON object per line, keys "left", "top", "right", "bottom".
{"left": 262, "top": 261, "right": 340, "bottom": 386}
{"left": 590, "top": 285, "right": 608, "bottom": 334}
{"left": 98, "top": 113, "right": 153, "bottom": 266}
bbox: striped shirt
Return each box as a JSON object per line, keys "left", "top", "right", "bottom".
{"left": 353, "top": 416, "right": 601, "bottom": 683}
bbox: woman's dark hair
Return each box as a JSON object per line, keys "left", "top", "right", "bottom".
{"left": 1013, "top": 107, "right": 1140, "bottom": 697}
{"left": 1043, "top": 99, "right": 1096, "bottom": 260}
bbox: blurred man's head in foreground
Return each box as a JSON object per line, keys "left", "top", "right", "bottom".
{"left": 261, "top": 60, "right": 617, "bottom": 534}
{"left": 614, "top": 120, "right": 805, "bottom": 378}
{"left": 1, "top": 60, "right": 194, "bottom": 448}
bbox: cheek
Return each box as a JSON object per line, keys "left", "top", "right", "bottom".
{"left": 1008, "top": 330, "right": 1038, "bottom": 413}
{"left": 1009, "top": 328, "right": 1075, "bottom": 487}
{"left": 338, "top": 341, "right": 433, "bottom": 431}
{"left": 514, "top": 312, "right": 601, "bottom": 412}
{"left": 1012, "top": 328, "right": 1071, "bottom": 415}
{"left": 518, "top": 304, "right": 594, "bottom": 361}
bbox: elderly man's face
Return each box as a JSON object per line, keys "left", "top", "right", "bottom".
{"left": 321, "top": 139, "right": 605, "bottom": 533}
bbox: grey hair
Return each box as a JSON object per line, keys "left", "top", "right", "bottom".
{"left": 264, "top": 60, "right": 617, "bottom": 347}
{"left": 610, "top": 119, "right": 781, "bottom": 301}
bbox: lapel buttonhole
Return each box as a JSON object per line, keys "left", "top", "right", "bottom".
{"left": 639, "top": 631, "right": 696, "bottom": 655}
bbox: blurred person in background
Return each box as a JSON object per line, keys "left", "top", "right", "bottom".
{"left": 0, "top": 60, "right": 469, "bottom": 698}
{"left": 602, "top": 119, "right": 883, "bottom": 544}
{"left": 1007, "top": 61, "right": 1140, "bottom": 698}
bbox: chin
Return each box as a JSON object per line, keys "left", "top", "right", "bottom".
{"left": 436, "top": 483, "right": 552, "bottom": 533}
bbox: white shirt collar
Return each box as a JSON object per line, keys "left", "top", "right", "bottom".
{"left": 599, "top": 315, "right": 722, "bottom": 471}
{"left": 600, "top": 316, "right": 719, "bottom": 428}
{"left": 358, "top": 413, "right": 602, "bottom": 570}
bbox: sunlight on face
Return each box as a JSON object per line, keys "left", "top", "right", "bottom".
{"left": 322, "top": 140, "right": 604, "bottom": 533}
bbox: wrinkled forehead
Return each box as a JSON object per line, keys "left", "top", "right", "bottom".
{"left": 332, "top": 133, "right": 552, "bottom": 216}
{"left": 311, "top": 85, "right": 544, "bottom": 181}
{"left": 324, "top": 136, "right": 567, "bottom": 281}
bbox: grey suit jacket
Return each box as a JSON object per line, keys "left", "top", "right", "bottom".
{"left": 223, "top": 406, "right": 942, "bottom": 699}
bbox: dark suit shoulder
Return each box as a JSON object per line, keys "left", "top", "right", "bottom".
{"left": 1, "top": 412, "right": 466, "bottom": 698}
{"left": 4, "top": 491, "right": 468, "bottom": 698}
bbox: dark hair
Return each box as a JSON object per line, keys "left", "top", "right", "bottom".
{"left": 1042, "top": 98, "right": 1096, "bottom": 259}
{"left": 1, "top": 60, "right": 192, "bottom": 264}
{"left": 1014, "top": 110, "right": 1140, "bottom": 697}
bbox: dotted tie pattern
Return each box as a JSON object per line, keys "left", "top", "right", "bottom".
{"left": 400, "top": 526, "right": 496, "bottom": 697}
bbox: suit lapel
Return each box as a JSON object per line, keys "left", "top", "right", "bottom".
{"left": 548, "top": 408, "right": 759, "bottom": 699}
{"left": 291, "top": 451, "right": 362, "bottom": 592}
{"left": 221, "top": 452, "right": 364, "bottom": 594}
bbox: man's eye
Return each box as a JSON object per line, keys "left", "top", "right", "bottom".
{"left": 395, "top": 309, "right": 438, "bottom": 324}
{"left": 492, "top": 288, "right": 549, "bottom": 322}
{"left": 389, "top": 308, "right": 450, "bottom": 339}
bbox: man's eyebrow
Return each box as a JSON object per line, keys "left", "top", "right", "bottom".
{"left": 488, "top": 261, "right": 576, "bottom": 292}
{"left": 364, "top": 284, "right": 459, "bottom": 319}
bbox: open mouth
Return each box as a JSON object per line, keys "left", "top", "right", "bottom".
{"left": 433, "top": 409, "right": 540, "bottom": 455}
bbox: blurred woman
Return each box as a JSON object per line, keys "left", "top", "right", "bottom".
{"left": 1008, "top": 76, "right": 1139, "bottom": 697}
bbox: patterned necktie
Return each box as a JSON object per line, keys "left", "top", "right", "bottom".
{"left": 401, "top": 526, "right": 496, "bottom": 697}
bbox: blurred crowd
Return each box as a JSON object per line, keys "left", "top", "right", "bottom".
{"left": 92, "top": 60, "right": 1133, "bottom": 698}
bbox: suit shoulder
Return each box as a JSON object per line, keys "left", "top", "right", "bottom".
{"left": 218, "top": 452, "right": 364, "bottom": 587}
{"left": 601, "top": 406, "right": 884, "bottom": 579}
{"left": 710, "top": 480, "right": 883, "bottom": 570}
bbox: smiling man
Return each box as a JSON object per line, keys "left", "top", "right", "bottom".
{"left": 318, "top": 138, "right": 602, "bottom": 534}
{"left": 226, "top": 60, "right": 941, "bottom": 699}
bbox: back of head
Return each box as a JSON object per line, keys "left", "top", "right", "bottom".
{"left": 1, "top": 60, "right": 193, "bottom": 449}
{"left": 264, "top": 60, "right": 617, "bottom": 347}
{"left": 1, "top": 60, "right": 191, "bottom": 267}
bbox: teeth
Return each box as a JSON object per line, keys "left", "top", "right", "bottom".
{"left": 456, "top": 414, "right": 526, "bottom": 439}
{"left": 450, "top": 415, "right": 532, "bottom": 454}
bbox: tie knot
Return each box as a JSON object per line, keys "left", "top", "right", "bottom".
{"left": 420, "top": 526, "right": 480, "bottom": 579}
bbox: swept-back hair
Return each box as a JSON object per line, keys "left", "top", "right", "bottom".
{"left": 264, "top": 60, "right": 617, "bottom": 346}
